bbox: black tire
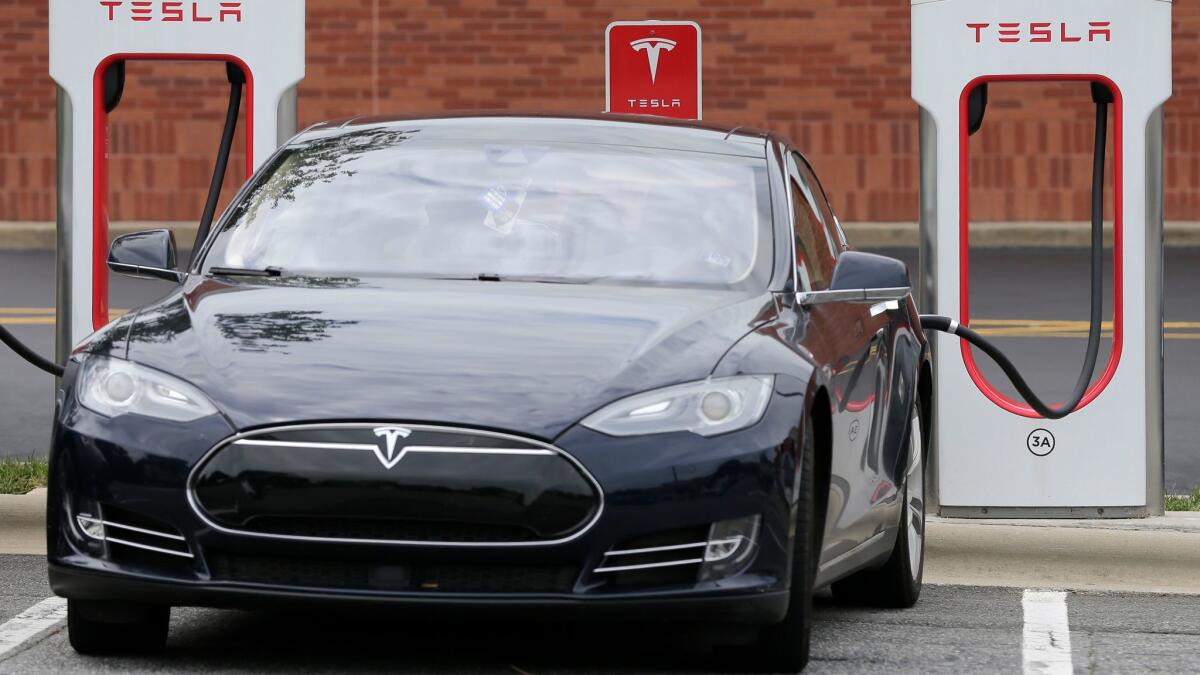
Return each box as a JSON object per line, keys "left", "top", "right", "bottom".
{"left": 727, "top": 415, "right": 818, "bottom": 673}
{"left": 67, "top": 599, "right": 170, "bottom": 655}
{"left": 831, "top": 404, "right": 926, "bottom": 608}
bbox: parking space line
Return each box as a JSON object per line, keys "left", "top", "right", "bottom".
{"left": 1022, "top": 590, "right": 1072, "bottom": 675}
{"left": 0, "top": 597, "right": 67, "bottom": 661}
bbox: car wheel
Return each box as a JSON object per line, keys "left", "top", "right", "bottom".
{"left": 67, "top": 599, "right": 170, "bottom": 655}
{"left": 831, "top": 404, "right": 925, "bottom": 608}
{"left": 725, "top": 414, "right": 818, "bottom": 673}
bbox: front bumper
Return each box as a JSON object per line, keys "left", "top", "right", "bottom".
{"left": 49, "top": 563, "right": 790, "bottom": 624}
{"left": 47, "top": 388, "right": 806, "bottom": 625}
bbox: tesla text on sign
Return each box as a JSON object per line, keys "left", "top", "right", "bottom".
{"left": 606, "top": 21, "right": 701, "bottom": 120}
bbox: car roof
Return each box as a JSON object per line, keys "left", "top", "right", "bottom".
{"left": 293, "top": 112, "right": 774, "bottom": 159}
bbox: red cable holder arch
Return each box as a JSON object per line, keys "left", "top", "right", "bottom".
{"left": 957, "top": 73, "right": 1123, "bottom": 419}
{"left": 91, "top": 53, "right": 255, "bottom": 331}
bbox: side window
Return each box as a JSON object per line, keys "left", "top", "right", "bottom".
{"left": 792, "top": 153, "right": 845, "bottom": 255}
{"left": 787, "top": 154, "right": 837, "bottom": 291}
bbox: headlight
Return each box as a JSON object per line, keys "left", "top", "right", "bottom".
{"left": 581, "top": 375, "right": 774, "bottom": 437}
{"left": 77, "top": 356, "right": 219, "bottom": 422}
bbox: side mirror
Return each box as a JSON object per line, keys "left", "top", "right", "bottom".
{"left": 797, "top": 251, "right": 911, "bottom": 306}
{"left": 107, "top": 229, "right": 183, "bottom": 283}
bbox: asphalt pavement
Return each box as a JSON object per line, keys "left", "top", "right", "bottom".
{"left": 0, "top": 554, "right": 1196, "bottom": 673}
{"left": 0, "top": 248, "right": 1198, "bottom": 492}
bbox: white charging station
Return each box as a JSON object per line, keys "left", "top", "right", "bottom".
{"left": 48, "top": 0, "right": 305, "bottom": 359}
{"left": 912, "top": 0, "right": 1171, "bottom": 516}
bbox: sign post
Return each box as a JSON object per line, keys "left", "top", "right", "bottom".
{"left": 606, "top": 21, "right": 701, "bottom": 120}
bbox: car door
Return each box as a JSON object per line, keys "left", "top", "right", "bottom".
{"left": 785, "top": 152, "right": 893, "bottom": 564}
{"left": 800, "top": 155, "right": 911, "bottom": 523}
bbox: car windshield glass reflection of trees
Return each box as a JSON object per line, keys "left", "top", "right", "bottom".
{"left": 202, "top": 128, "right": 771, "bottom": 289}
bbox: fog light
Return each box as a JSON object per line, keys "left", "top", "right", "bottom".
{"left": 69, "top": 495, "right": 108, "bottom": 559}
{"left": 699, "top": 515, "right": 760, "bottom": 582}
{"left": 72, "top": 494, "right": 105, "bottom": 540}
{"left": 704, "top": 537, "right": 743, "bottom": 562}
{"left": 76, "top": 514, "right": 105, "bottom": 540}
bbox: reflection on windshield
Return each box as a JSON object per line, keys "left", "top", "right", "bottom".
{"left": 206, "top": 131, "right": 771, "bottom": 289}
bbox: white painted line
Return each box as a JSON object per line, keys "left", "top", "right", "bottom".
{"left": 1022, "top": 589, "right": 1073, "bottom": 675}
{"left": 0, "top": 597, "right": 67, "bottom": 660}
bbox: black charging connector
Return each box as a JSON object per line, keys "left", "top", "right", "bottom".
{"left": 967, "top": 83, "right": 988, "bottom": 136}
{"left": 102, "top": 60, "right": 126, "bottom": 114}
{"left": 1091, "top": 81, "right": 1114, "bottom": 105}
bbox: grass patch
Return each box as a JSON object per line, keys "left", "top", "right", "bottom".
{"left": 0, "top": 458, "right": 48, "bottom": 495}
{"left": 1166, "top": 486, "right": 1200, "bottom": 512}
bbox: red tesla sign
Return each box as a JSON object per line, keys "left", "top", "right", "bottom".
{"left": 606, "top": 21, "right": 702, "bottom": 120}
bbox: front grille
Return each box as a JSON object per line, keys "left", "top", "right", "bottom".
{"left": 208, "top": 552, "right": 579, "bottom": 594}
{"left": 190, "top": 423, "right": 603, "bottom": 546}
{"left": 244, "top": 517, "right": 540, "bottom": 543}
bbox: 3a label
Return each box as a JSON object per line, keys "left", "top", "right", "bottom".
{"left": 1026, "top": 429, "right": 1056, "bottom": 457}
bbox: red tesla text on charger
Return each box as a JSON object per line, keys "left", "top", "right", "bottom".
{"left": 99, "top": 1, "right": 243, "bottom": 23}
{"left": 966, "top": 21, "right": 1111, "bottom": 44}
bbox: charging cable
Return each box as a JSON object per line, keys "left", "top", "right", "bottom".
{"left": 191, "top": 62, "right": 245, "bottom": 264}
{"left": 0, "top": 326, "right": 62, "bottom": 377}
{"left": 920, "top": 84, "right": 1111, "bottom": 420}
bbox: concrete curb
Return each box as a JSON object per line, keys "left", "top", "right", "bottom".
{"left": 0, "top": 488, "right": 45, "bottom": 556}
{"left": 926, "top": 515, "right": 1200, "bottom": 595}
{"left": 846, "top": 221, "right": 1200, "bottom": 249}
{"left": 0, "top": 222, "right": 199, "bottom": 251}
{"left": 930, "top": 512, "right": 1200, "bottom": 534}
{"left": 4, "top": 221, "right": 1200, "bottom": 251}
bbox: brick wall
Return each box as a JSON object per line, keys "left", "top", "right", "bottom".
{"left": 2, "top": 0, "right": 1199, "bottom": 223}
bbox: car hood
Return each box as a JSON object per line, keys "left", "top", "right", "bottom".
{"left": 122, "top": 276, "right": 777, "bottom": 439}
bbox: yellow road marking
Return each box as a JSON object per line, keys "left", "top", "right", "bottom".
{"left": 968, "top": 318, "right": 1200, "bottom": 340}
{"left": 975, "top": 331, "right": 1115, "bottom": 338}
{"left": 0, "top": 311, "right": 127, "bottom": 325}
{"left": 972, "top": 319, "right": 1200, "bottom": 330}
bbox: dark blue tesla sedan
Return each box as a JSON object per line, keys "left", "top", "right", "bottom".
{"left": 48, "top": 113, "right": 930, "bottom": 672}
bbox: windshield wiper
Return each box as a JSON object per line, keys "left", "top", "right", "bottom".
{"left": 473, "top": 273, "right": 592, "bottom": 284}
{"left": 208, "top": 266, "right": 284, "bottom": 278}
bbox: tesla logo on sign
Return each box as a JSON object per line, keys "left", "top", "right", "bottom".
{"left": 630, "top": 37, "right": 676, "bottom": 83}
{"left": 99, "top": 1, "right": 243, "bottom": 23}
{"left": 607, "top": 21, "right": 701, "bottom": 120}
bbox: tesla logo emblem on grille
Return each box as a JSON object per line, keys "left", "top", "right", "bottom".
{"left": 630, "top": 37, "right": 676, "bottom": 84}
{"left": 372, "top": 426, "right": 414, "bottom": 469}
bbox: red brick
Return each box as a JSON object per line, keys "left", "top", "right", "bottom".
{"left": 0, "top": 0, "right": 1197, "bottom": 222}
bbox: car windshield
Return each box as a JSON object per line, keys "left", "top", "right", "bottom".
{"left": 201, "top": 127, "right": 773, "bottom": 289}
